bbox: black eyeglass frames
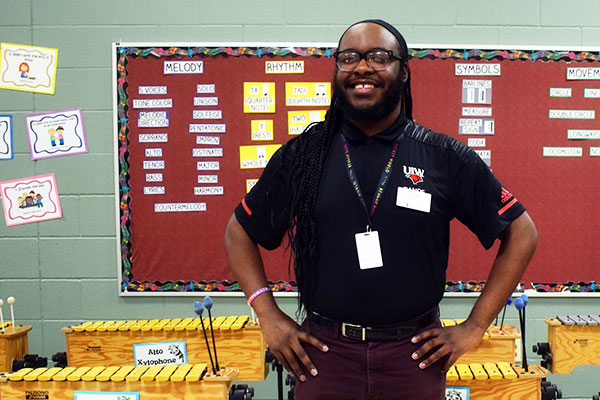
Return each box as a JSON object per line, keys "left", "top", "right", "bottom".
{"left": 334, "top": 48, "right": 404, "bottom": 71}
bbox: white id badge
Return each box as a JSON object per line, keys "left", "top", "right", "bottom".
{"left": 354, "top": 230, "right": 384, "bottom": 270}
{"left": 396, "top": 187, "right": 431, "bottom": 213}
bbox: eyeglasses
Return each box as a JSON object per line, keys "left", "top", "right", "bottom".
{"left": 334, "top": 48, "right": 404, "bottom": 71}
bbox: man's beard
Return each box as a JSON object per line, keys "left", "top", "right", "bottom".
{"left": 335, "top": 78, "right": 404, "bottom": 120}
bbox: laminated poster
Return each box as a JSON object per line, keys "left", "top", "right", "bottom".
{"left": 25, "top": 108, "right": 88, "bottom": 160}
{"left": 0, "top": 43, "right": 58, "bottom": 94}
{"left": 0, "top": 173, "right": 62, "bottom": 226}
{"left": 0, "top": 115, "right": 12, "bottom": 160}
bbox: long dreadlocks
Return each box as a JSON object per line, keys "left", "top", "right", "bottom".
{"left": 285, "top": 20, "right": 414, "bottom": 316}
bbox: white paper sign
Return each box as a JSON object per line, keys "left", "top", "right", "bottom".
{"left": 74, "top": 391, "right": 139, "bottom": 400}
{"left": 445, "top": 386, "right": 469, "bottom": 400}
{"left": 133, "top": 341, "right": 187, "bottom": 366}
{"left": 0, "top": 115, "right": 13, "bottom": 160}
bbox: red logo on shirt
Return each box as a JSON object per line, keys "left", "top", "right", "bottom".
{"left": 403, "top": 165, "right": 424, "bottom": 185}
{"left": 501, "top": 187, "right": 513, "bottom": 203}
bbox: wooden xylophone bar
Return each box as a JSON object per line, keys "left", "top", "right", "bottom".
{"left": 446, "top": 362, "right": 547, "bottom": 400}
{"left": 543, "top": 315, "right": 600, "bottom": 374}
{"left": 442, "top": 320, "right": 520, "bottom": 364}
{"left": 62, "top": 315, "right": 268, "bottom": 381}
{"left": 0, "top": 363, "right": 238, "bottom": 400}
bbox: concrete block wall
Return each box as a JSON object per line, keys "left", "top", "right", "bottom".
{"left": 1, "top": 1, "right": 599, "bottom": 398}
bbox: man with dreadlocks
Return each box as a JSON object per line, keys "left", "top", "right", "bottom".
{"left": 225, "top": 20, "right": 537, "bottom": 399}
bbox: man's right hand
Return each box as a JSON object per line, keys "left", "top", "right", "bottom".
{"left": 259, "top": 309, "right": 329, "bottom": 382}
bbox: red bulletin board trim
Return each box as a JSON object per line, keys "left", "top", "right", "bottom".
{"left": 116, "top": 45, "right": 600, "bottom": 294}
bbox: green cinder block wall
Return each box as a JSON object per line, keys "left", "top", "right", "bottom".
{"left": 1, "top": 1, "right": 599, "bottom": 398}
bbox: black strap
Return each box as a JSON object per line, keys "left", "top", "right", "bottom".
{"left": 341, "top": 134, "right": 401, "bottom": 230}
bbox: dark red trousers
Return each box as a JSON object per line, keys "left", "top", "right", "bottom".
{"left": 294, "top": 318, "right": 446, "bottom": 400}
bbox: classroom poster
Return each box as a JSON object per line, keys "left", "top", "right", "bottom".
{"left": 25, "top": 109, "right": 88, "bottom": 160}
{"left": 0, "top": 173, "right": 62, "bottom": 226}
{"left": 0, "top": 115, "right": 12, "bottom": 160}
{"left": 0, "top": 43, "right": 58, "bottom": 94}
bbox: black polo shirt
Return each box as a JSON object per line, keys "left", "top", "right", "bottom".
{"left": 235, "top": 115, "right": 525, "bottom": 325}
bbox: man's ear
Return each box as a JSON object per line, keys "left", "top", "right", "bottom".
{"left": 400, "top": 63, "right": 409, "bottom": 83}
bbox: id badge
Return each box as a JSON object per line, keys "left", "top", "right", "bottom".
{"left": 396, "top": 187, "right": 431, "bottom": 213}
{"left": 354, "top": 230, "right": 383, "bottom": 270}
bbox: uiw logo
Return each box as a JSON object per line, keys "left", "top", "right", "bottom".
{"left": 403, "top": 165, "right": 424, "bottom": 185}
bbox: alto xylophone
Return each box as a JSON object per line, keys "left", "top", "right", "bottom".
{"left": 446, "top": 362, "right": 547, "bottom": 400}
{"left": 0, "top": 363, "right": 237, "bottom": 400}
{"left": 0, "top": 325, "right": 32, "bottom": 373}
{"left": 62, "top": 315, "right": 268, "bottom": 381}
{"left": 535, "top": 315, "right": 600, "bottom": 374}
{"left": 442, "top": 320, "right": 520, "bottom": 364}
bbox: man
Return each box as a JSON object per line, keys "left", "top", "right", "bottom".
{"left": 225, "top": 20, "right": 537, "bottom": 399}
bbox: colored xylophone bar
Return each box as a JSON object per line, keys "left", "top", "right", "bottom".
{"left": 446, "top": 362, "right": 547, "bottom": 400}
{"left": 70, "top": 315, "right": 249, "bottom": 332}
{"left": 62, "top": 315, "right": 268, "bottom": 381}
{"left": 0, "top": 325, "right": 33, "bottom": 373}
{"left": 442, "top": 320, "right": 520, "bottom": 365}
{"left": 556, "top": 314, "right": 600, "bottom": 325}
{"left": 541, "top": 316, "right": 600, "bottom": 374}
{"left": 0, "top": 363, "right": 238, "bottom": 400}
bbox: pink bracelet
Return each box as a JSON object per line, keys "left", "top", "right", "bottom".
{"left": 247, "top": 286, "right": 270, "bottom": 307}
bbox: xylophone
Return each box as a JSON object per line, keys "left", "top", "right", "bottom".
{"left": 446, "top": 362, "right": 547, "bottom": 400}
{"left": 0, "top": 324, "right": 32, "bottom": 373}
{"left": 0, "top": 363, "right": 238, "bottom": 400}
{"left": 62, "top": 316, "right": 268, "bottom": 381}
{"left": 534, "top": 315, "right": 600, "bottom": 374}
{"left": 442, "top": 320, "right": 520, "bottom": 365}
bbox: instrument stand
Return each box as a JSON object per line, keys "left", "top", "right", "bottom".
{"left": 265, "top": 349, "right": 295, "bottom": 400}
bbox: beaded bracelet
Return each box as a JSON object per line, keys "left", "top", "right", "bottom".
{"left": 247, "top": 286, "right": 270, "bottom": 307}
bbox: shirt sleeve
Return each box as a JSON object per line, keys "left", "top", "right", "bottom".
{"left": 449, "top": 146, "right": 526, "bottom": 250}
{"left": 233, "top": 144, "right": 292, "bottom": 250}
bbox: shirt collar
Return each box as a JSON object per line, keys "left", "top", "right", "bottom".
{"left": 340, "top": 112, "right": 409, "bottom": 142}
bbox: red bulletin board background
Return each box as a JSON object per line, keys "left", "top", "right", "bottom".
{"left": 116, "top": 45, "right": 599, "bottom": 293}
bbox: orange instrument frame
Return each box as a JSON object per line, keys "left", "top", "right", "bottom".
{"left": 62, "top": 316, "right": 268, "bottom": 381}
{"left": 0, "top": 363, "right": 237, "bottom": 400}
{"left": 0, "top": 325, "right": 32, "bottom": 373}
{"left": 543, "top": 316, "right": 600, "bottom": 374}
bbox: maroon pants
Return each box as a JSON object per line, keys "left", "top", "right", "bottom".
{"left": 294, "top": 318, "right": 446, "bottom": 400}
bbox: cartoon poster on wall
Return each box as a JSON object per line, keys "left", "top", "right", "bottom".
{"left": 0, "top": 173, "right": 62, "bottom": 226}
{"left": 0, "top": 115, "right": 12, "bottom": 160}
{"left": 0, "top": 43, "right": 58, "bottom": 94}
{"left": 25, "top": 108, "right": 88, "bottom": 160}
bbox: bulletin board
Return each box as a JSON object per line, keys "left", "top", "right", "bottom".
{"left": 114, "top": 43, "right": 600, "bottom": 295}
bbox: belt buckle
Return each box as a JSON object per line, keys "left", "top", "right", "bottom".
{"left": 341, "top": 322, "right": 366, "bottom": 341}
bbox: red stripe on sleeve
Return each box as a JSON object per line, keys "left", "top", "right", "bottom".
{"left": 242, "top": 198, "right": 252, "bottom": 216}
{"left": 498, "top": 198, "right": 517, "bottom": 216}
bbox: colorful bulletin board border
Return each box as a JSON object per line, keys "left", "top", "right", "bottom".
{"left": 115, "top": 45, "right": 600, "bottom": 294}
{"left": 0, "top": 43, "right": 58, "bottom": 94}
{"left": 0, "top": 173, "right": 62, "bottom": 226}
{"left": 25, "top": 108, "right": 88, "bottom": 160}
{"left": 116, "top": 45, "right": 333, "bottom": 295}
{"left": 0, "top": 115, "right": 13, "bottom": 160}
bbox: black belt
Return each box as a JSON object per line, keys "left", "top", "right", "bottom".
{"left": 308, "top": 308, "right": 438, "bottom": 342}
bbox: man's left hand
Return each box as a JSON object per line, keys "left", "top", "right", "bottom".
{"left": 410, "top": 322, "right": 486, "bottom": 373}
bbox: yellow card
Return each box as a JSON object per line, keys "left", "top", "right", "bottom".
{"left": 246, "top": 179, "right": 259, "bottom": 193}
{"left": 239, "top": 144, "right": 281, "bottom": 169}
{"left": 288, "top": 110, "right": 327, "bottom": 135}
{"left": 0, "top": 43, "right": 58, "bottom": 94}
{"left": 244, "top": 82, "right": 276, "bottom": 113}
{"left": 251, "top": 120, "right": 274, "bottom": 141}
{"left": 285, "top": 82, "right": 331, "bottom": 106}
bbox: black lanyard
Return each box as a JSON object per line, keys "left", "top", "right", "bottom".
{"left": 341, "top": 134, "right": 401, "bottom": 230}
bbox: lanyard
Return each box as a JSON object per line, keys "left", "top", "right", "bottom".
{"left": 341, "top": 133, "right": 401, "bottom": 230}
